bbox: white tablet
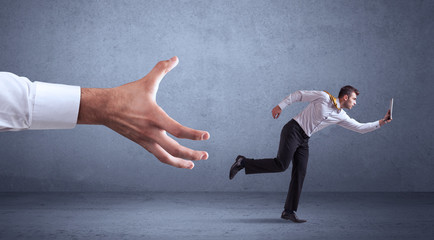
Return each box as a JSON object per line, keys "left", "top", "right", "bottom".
{"left": 389, "top": 98, "right": 393, "bottom": 120}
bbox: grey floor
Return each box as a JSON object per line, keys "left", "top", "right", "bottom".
{"left": 0, "top": 192, "right": 433, "bottom": 240}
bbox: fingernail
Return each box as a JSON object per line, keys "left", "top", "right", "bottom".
{"left": 201, "top": 153, "right": 208, "bottom": 160}
{"left": 187, "top": 162, "right": 194, "bottom": 169}
{"left": 201, "top": 132, "right": 210, "bottom": 140}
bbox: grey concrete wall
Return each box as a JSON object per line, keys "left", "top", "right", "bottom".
{"left": 0, "top": 0, "right": 433, "bottom": 192}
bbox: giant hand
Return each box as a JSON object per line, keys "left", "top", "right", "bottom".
{"left": 77, "top": 57, "right": 210, "bottom": 169}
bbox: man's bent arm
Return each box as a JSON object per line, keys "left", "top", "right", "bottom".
{"left": 278, "top": 90, "right": 326, "bottom": 110}
{"left": 273, "top": 90, "right": 327, "bottom": 119}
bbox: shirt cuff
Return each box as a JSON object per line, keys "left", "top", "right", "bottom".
{"left": 363, "top": 120, "right": 381, "bottom": 133}
{"left": 374, "top": 120, "right": 381, "bottom": 129}
{"left": 30, "top": 82, "right": 81, "bottom": 129}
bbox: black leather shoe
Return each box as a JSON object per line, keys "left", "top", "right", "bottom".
{"left": 229, "top": 155, "right": 245, "bottom": 180}
{"left": 281, "top": 211, "right": 307, "bottom": 223}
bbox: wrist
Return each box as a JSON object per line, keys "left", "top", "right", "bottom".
{"left": 77, "top": 88, "right": 114, "bottom": 125}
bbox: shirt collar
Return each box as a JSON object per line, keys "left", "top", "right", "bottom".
{"left": 336, "top": 100, "right": 342, "bottom": 112}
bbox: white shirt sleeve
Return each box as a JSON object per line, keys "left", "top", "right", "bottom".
{"left": 278, "top": 90, "right": 326, "bottom": 110}
{"left": 0, "top": 72, "right": 81, "bottom": 131}
{"left": 337, "top": 112, "right": 380, "bottom": 134}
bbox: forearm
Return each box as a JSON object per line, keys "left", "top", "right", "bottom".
{"left": 338, "top": 118, "right": 380, "bottom": 134}
{"left": 278, "top": 90, "right": 302, "bottom": 109}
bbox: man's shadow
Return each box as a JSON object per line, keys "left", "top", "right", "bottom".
{"left": 229, "top": 218, "right": 289, "bottom": 224}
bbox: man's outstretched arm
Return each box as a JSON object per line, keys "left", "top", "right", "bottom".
{"left": 0, "top": 57, "right": 209, "bottom": 169}
{"left": 338, "top": 110, "right": 392, "bottom": 134}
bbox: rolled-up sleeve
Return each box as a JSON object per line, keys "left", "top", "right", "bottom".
{"left": 278, "top": 90, "right": 325, "bottom": 109}
{"left": 337, "top": 115, "right": 380, "bottom": 134}
{"left": 0, "top": 72, "right": 81, "bottom": 131}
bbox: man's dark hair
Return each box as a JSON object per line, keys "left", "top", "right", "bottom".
{"left": 338, "top": 85, "right": 359, "bottom": 98}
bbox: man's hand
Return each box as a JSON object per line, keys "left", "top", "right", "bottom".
{"left": 384, "top": 109, "right": 392, "bottom": 121}
{"left": 77, "top": 56, "right": 210, "bottom": 169}
{"left": 272, "top": 105, "right": 282, "bottom": 119}
{"left": 380, "top": 109, "right": 392, "bottom": 127}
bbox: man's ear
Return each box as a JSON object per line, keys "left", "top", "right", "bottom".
{"left": 343, "top": 95, "right": 348, "bottom": 101}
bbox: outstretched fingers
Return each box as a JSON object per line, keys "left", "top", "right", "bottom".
{"left": 142, "top": 141, "right": 196, "bottom": 169}
{"left": 155, "top": 131, "right": 208, "bottom": 161}
{"left": 155, "top": 107, "right": 210, "bottom": 141}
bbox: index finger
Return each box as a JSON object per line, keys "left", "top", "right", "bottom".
{"left": 155, "top": 107, "right": 210, "bottom": 140}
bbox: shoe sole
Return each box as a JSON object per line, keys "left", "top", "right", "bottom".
{"left": 229, "top": 156, "right": 244, "bottom": 180}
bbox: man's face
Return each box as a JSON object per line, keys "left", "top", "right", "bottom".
{"left": 342, "top": 92, "right": 357, "bottom": 109}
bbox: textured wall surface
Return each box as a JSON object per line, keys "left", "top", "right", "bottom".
{"left": 0, "top": 0, "right": 433, "bottom": 192}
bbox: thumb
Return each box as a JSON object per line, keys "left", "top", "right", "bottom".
{"left": 143, "top": 56, "right": 179, "bottom": 90}
{"left": 159, "top": 56, "right": 179, "bottom": 73}
{"left": 166, "top": 56, "right": 179, "bottom": 72}
{"left": 146, "top": 56, "right": 179, "bottom": 86}
{"left": 141, "top": 56, "right": 179, "bottom": 98}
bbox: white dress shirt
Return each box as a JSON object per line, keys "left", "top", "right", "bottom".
{"left": 0, "top": 72, "right": 81, "bottom": 131}
{"left": 278, "top": 90, "right": 380, "bottom": 137}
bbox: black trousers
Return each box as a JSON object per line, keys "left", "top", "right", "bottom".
{"left": 244, "top": 119, "right": 310, "bottom": 211}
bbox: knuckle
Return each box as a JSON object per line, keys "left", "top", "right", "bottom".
{"left": 195, "top": 133, "right": 203, "bottom": 140}
{"left": 139, "top": 129, "right": 156, "bottom": 141}
{"left": 139, "top": 141, "right": 152, "bottom": 152}
{"left": 172, "top": 147, "right": 182, "bottom": 157}
{"left": 158, "top": 155, "right": 171, "bottom": 164}
{"left": 176, "top": 163, "right": 184, "bottom": 169}
{"left": 171, "top": 128, "right": 183, "bottom": 138}
{"left": 156, "top": 61, "right": 168, "bottom": 71}
{"left": 194, "top": 153, "right": 202, "bottom": 161}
